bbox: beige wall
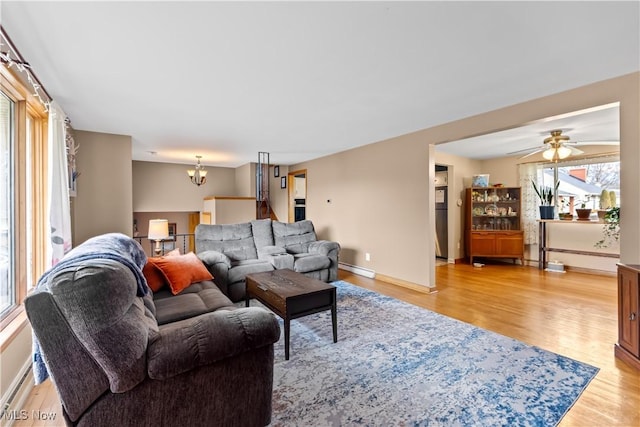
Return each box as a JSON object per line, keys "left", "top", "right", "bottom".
{"left": 234, "top": 163, "right": 255, "bottom": 198}
{"left": 72, "top": 130, "right": 133, "bottom": 245}
{"left": 202, "top": 197, "right": 256, "bottom": 225}
{"left": 479, "top": 156, "right": 520, "bottom": 188}
{"left": 133, "top": 161, "right": 236, "bottom": 212}
{"left": 292, "top": 130, "right": 432, "bottom": 286}
{"left": 271, "top": 165, "right": 289, "bottom": 221}
{"left": 291, "top": 72, "right": 639, "bottom": 288}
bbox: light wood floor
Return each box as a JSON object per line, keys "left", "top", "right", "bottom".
{"left": 13, "top": 264, "right": 640, "bottom": 427}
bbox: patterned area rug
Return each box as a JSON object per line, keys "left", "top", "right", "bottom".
{"left": 264, "top": 280, "right": 599, "bottom": 427}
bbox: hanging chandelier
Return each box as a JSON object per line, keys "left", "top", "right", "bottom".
{"left": 187, "top": 155, "right": 207, "bottom": 186}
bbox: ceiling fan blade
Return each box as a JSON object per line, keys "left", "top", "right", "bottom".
{"left": 507, "top": 146, "right": 543, "bottom": 156}
{"left": 519, "top": 148, "right": 545, "bottom": 159}
{"left": 568, "top": 145, "right": 584, "bottom": 155}
{"left": 574, "top": 140, "right": 620, "bottom": 146}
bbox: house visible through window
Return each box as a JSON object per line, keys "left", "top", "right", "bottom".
{"left": 539, "top": 157, "right": 620, "bottom": 216}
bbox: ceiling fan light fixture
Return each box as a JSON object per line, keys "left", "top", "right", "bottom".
{"left": 542, "top": 144, "right": 572, "bottom": 161}
{"left": 542, "top": 147, "right": 556, "bottom": 161}
{"left": 541, "top": 130, "right": 574, "bottom": 161}
{"left": 557, "top": 145, "right": 572, "bottom": 159}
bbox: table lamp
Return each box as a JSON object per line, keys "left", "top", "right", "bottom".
{"left": 148, "top": 219, "right": 169, "bottom": 255}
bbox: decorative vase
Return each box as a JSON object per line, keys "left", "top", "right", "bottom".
{"left": 575, "top": 208, "right": 592, "bottom": 220}
{"left": 539, "top": 206, "right": 555, "bottom": 220}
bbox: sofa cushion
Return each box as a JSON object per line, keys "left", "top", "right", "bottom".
{"left": 228, "top": 259, "right": 274, "bottom": 284}
{"left": 153, "top": 281, "right": 233, "bottom": 325}
{"left": 152, "top": 252, "right": 214, "bottom": 295}
{"left": 293, "top": 253, "right": 331, "bottom": 273}
{"left": 251, "top": 219, "right": 275, "bottom": 251}
{"left": 196, "top": 223, "right": 258, "bottom": 261}
{"left": 273, "top": 220, "right": 317, "bottom": 254}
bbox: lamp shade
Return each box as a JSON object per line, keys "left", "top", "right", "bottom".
{"left": 542, "top": 147, "right": 556, "bottom": 161}
{"left": 557, "top": 145, "right": 572, "bottom": 159}
{"left": 148, "top": 219, "right": 169, "bottom": 240}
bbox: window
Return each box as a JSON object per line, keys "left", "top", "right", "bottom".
{"left": 539, "top": 156, "right": 620, "bottom": 214}
{"left": 0, "top": 92, "right": 14, "bottom": 317}
{"left": 0, "top": 65, "right": 48, "bottom": 326}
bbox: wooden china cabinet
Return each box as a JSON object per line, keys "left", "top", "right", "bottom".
{"left": 465, "top": 187, "right": 524, "bottom": 265}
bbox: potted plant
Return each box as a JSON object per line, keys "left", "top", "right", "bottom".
{"left": 609, "top": 190, "right": 617, "bottom": 209}
{"left": 575, "top": 197, "right": 593, "bottom": 220}
{"left": 595, "top": 207, "right": 620, "bottom": 248}
{"left": 532, "top": 180, "right": 559, "bottom": 219}
{"left": 597, "top": 189, "right": 610, "bottom": 222}
{"left": 558, "top": 198, "right": 573, "bottom": 220}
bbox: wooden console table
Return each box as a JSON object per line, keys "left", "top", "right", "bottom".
{"left": 537, "top": 220, "right": 619, "bottom": 270}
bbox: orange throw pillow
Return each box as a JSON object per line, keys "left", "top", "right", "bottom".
{"left": 152, "top": 252, "right": 213, "bottom": 295}
{"left": 143, "top": 262, "right": 166, "bottom": 292}
{"left": 142, "top": 248, "right": 181, "bottom": 292}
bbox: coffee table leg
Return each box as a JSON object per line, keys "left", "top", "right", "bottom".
{"left": 284, "top": 317, "right": 290, "bottom": 360}
{"left": 331, "top": 294, "right": 337, "bottom": 343}
{"left": 245, "top": 294, "right": 250, "bottom": 308}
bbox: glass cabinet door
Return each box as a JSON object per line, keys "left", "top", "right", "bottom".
{"left": 469, "top": 187, "right": 520, "bottom": 231}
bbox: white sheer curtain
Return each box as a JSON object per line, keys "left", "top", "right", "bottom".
{"left": 47, "top": 101, "right": 72, "bottom": 266}
{"left": 518, "top": 162, "right": 541, "bottom": 245}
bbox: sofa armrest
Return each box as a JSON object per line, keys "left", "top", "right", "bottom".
{"left": 147, "top": 307, "right": 280, "bottom": 380}
{"left": 197, "top": 250, "right": 233, "bottom": 296}
{"left": 308, "top": 240, "right": 340, "bottom": 257}
{"left": 256, "top": 246, "right": 293, "bottom": 269}
{"left": 197, "top": 250, "right": 231, "bottom": 268}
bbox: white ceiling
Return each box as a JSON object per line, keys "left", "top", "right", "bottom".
{"left": 2, "top": 1, "right": 638, "bottom": 167}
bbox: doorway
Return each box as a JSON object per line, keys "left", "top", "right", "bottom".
{"left": 288, "top": 169, "right": 307, "bottom": 222}
{"left": 435, "top": 165, "right": 449, "bottom": 265}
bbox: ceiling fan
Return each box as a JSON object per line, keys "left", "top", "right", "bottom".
{"left": 509, "top": 129, "right": 585, "bottom": 161}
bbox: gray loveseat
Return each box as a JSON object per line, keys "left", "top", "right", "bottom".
{"left": 25, "top": 234, "right": 280, "bottom": 427}
{"left": 195, "top": 219, "right": 340, "bottom": 302}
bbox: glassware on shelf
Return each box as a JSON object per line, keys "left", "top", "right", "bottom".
{"left": 485, "top": 204, "right": 498, "bottom": 216}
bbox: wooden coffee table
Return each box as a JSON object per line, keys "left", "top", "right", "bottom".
{"left": 245, "top": 269, "right": 337, "bottom": 360}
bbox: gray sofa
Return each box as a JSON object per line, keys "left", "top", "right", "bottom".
{"left": 25, "top": 235, "right": 280, "bottom": 427}
{"left": 195, "top": 219, "right": 340, "bottom": 302}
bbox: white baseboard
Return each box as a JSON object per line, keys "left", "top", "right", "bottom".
{"left": 1, "top": 359, "right": 33, "bottom": 427}
{"left": 338, "top": 262, "right": 375, "bottom": 279}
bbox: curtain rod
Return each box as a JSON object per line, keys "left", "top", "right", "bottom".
{"left": 0, "top": 25, "right": 53, "bottom": 106}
